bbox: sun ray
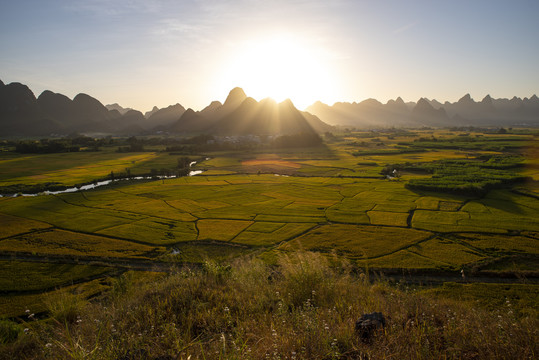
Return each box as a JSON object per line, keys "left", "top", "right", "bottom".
{"left": 217, "top": 34, "right": 337, "bottom": 109}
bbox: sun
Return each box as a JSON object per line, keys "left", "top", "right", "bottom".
{"left": 218, "top": 34, "right": 336, "bottom": 109}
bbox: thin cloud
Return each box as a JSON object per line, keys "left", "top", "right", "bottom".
{"left": 64, "top": 0, "right": 162, "bottom": 17}
{"left": 393, "top": 22, "right": 417, "bottom": 34}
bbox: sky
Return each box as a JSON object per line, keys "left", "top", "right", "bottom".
{"left": 1, "top": 0, "right": 538, "bottom": 112}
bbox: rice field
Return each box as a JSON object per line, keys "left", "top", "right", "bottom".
{"left": 1, "top": 170, "right": 536, "bottom": 268}
{"left": 0, "top": 229, "right": 163, "bottom": 258}
{"left": 0, "top": 261, "right": 112, "bottom": 292}
{"left": 0, "top": 131, "right": 537, "bottom": 317}
{"left": 280, "top": 224, "right": 432, "bottom": 259}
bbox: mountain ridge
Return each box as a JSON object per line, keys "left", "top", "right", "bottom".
{"left": 0, "top": 79, "right": 537, "bottom": 136}
{"left": 306, "top": 93, "right": 539, "bottom": 128}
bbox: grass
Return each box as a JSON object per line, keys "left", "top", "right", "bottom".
{"left": 422, "top": 282, "right": 539, "bottom": 318}
{"left": 160, "top": 242, "right": 253, "bottom": 263}
{"left": 0, "top": 278, "right": 109, "bottom": 318}
{"left": 1, "top": 253, "right": 536, "bottom": 359}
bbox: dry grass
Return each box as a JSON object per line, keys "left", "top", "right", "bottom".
{"left": 2, "top": 252, "right": 536, "bottom": 359}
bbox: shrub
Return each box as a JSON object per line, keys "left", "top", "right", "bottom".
{"left": 0, "top": 320, "right": 22, "bottom": 344}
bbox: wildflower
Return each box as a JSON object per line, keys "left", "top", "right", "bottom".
{"left": 45, "top": 343, "right": 53, "bottom": 348}
{"left": 23, "top": 328, "right": 29, "bottom": 334}
{"left": 25, "top": 309, "right": 30, "bottom": 314}
{"left": 224, "top": 306, "right": 230, "bottom": 313}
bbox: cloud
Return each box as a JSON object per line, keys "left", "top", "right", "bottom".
{"left": 64, "top": 0, "right": 163, "bottom": 17}
{"left": 151, "top": 18, "right": 209, "bottom": 39}
{"left": 393, "top": 22, "right": 417, "bottom": 34}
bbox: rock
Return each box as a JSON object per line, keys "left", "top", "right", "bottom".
{"left": 355, "top": 312, "right": 386, "bottom": 342}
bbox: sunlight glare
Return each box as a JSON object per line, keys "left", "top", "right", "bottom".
{"left": 218, "top": 34, "right": 336, "bottom": 109}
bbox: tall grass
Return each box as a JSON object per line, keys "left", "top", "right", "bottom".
{"left": 2, "top": 252, "right": 537, "bottom": 359}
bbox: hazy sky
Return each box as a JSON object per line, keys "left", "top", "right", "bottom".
{"left": 1, "top": 0, "right": 538, "bottom": 111}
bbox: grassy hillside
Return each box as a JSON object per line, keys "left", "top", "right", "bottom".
{"left": 0, "top": 253, "right": 536, "bottom": 359}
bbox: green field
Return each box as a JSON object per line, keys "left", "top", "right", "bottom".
{"left": 0, "top": 130, "right": 537, "bottom": 317}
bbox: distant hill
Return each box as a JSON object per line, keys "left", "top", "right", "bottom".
{"left": 144, "top": 106, "right": 160, "bottom": 118}
{"left": 1, "top": 78, "right": 536, "bottom": 137}
{"left": 0, "top": 80, "right": 189, "bottom": 136}
{"left": 105, "top": 103, "right": 134, "bottom": 115}
{"left": 0, "top": 82, "right": 61, "bottom": 136}
{"left": 307, "top": 94, "right": 539, "bottom": 128}
{"left": 167, "top": 89, "right": 333, "bottom": 136}
{"left": 147, "top": 104, "right": 186, "bottom": 129}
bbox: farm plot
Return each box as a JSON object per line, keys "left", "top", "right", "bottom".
{"left": 0, "top": 261, "right": 112, "bottom": 293}
{"left": 0, "top": 229, "right": 163, "bottom": 258}
{"left": 0, "top": 152, "right": 158, "bottom": 186}
{"left": 0, "top": 195, "right": 142, "bottom": 233}
{"left": 367, "top": 211, "right": 409, "bottom": 227}
{"left": 0, "top": 213, "right": 52, "bottom": 239}
{"left": 197, "top": 219, "right": 253, "bottom": 241}
{"left": 280, "top": 224, "right": 432, "bottom": 259}
{"left": 455, "top": 233, "right": 539, "bottom": 255}
{"left": 407, "top": 237, "right": 486, "bottom": 267}
{"left": 97, "top": 218, "right": 197, "bottom": 245}
{"left": 414, "top": 196, "right": 442, "bottom": 210}
{"left": 411, "top": 210, "right": 500, "bottom": 233}
{"left": 233, "top": 223, "right": 316, "bottom": 246}
{"left": 356, "top": 249, "right": 449, "bottom": 269}
{"left": 62, "top": 190, "right": 197, "bottom": 222}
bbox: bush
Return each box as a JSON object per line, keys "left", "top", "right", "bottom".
{"left": 0, "top": 320, "right": 22, "bottom": 344}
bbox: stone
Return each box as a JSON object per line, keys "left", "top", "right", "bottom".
{"left": 355, "top": 312, "right": 386, "bottom": 342}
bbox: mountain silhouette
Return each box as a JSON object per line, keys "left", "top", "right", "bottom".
{"left": 37, "top": 90, "right": 78, "bottom": 128}
{"left": 145, "top": 106, "right": 160, "bottom": 118}
{"left": 0, "top": 82, "right": 61, "bottom": 135}
{"left": 167, "top": 88, "right": 332, "bottom": 136}
{"left": 106, "top": 103, "right": 134, "bottom": 115}
{"left": 147, "top": 104, "right": 186, "bottom": 128}
{"left": 307, "top": 93, "right": 539, "bottom": 128}
{"left": 223, "top": 87, "right": 247, "bottom": 109}
{"left": 411, "top": 98, "right": 450, "bottom": 126}
{"left": 1, "top": 79, "right": 537, "bottom": 136}
{"left": 169, "top": 108, "right": 206, "bottom": 133}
